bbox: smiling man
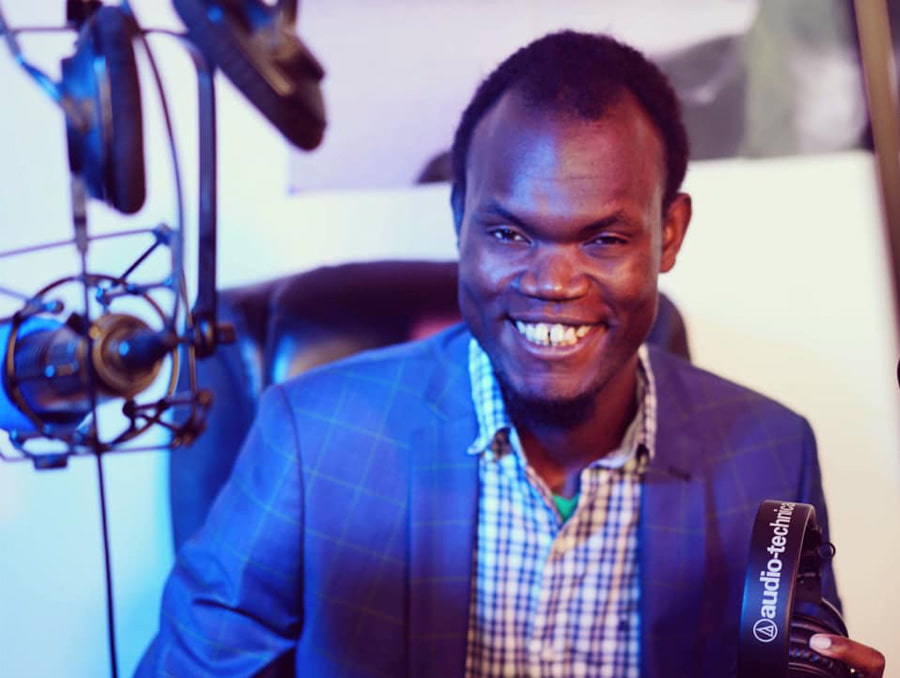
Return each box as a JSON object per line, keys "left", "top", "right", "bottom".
{"left": 138, "top": 31, "right": 885, "bottom": 678}
{"left": 455, "top": 82, "right": 690, "bottom": 502}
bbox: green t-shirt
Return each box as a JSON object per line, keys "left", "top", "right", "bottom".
{"left": 553, "top": 493, "right": 579, "bottom": 522}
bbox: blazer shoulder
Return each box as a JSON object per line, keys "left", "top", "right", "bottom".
{"left": 646, "top": 346, "right": 823, "bottom": 524}
{"left": 648, "top": 345, "right": 811, "bottom": 431}
{"left": 273, "top": 323, "right": 472, "bottom": 419}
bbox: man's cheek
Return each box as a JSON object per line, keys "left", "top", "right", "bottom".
{"left": 604, "top": 260, "right": 658, "bottom": 302}
{"left": 460, "top": 257, "right": 504, "bottom": 298}
{"left": 457, "top": 278, "right": 488, "bottom": 332}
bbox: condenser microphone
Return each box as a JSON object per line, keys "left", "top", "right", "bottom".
{"left": 0, "top": 314, "right": 176, "bottom": 433}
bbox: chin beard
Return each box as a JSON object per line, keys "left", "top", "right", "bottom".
{"left": 496, "top": 372, "right": 598, "bottom": 429}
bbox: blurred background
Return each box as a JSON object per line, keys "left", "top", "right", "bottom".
{"left": 0, "top": 0, "right": 898, "bottom": 676}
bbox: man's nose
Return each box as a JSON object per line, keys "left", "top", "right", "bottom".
{"left": 516, "top": 246, "right": 590, "bottom": 300}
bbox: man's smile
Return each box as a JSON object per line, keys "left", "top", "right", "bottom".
{"left": 512, "top": 319, "right": 599, "bottom": 348}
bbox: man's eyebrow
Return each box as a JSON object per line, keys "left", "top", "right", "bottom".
{"left": 477, "top": 201, "right": 529, "bottom": 229}
{"left": 578, "top": 210, "right": 630, "bottom": 236}
{"left": 476, "top": 202, "right": 632, "bottom": 236}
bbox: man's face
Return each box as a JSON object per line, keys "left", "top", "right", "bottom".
{"left": 456, "top": 91, "right": 690, "bottom": 418}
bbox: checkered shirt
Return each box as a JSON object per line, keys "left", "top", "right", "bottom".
{"left": 463, "top": 339, "right": 657, "bottom": 678}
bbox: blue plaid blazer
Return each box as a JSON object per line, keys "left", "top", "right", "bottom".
{"left": 137, "top": 323, "right": 837, "bottom": 677}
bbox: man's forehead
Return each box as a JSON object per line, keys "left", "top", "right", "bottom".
{"left": 466, "top": 89, "right": 667, "bottom": 191}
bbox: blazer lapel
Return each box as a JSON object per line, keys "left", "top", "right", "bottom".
{"left": 408, "top": 415, "right": 479, "bottom": 678}
{"left": 408, "top": 327, "right": 480, "bottom": 678}
{"left": 641, "top": 348, "right": 710, "bottom": 678}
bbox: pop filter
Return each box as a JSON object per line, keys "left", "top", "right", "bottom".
{"left": 739, "top": 500, "right": 851, "bottom": 677}
{"left": 173, "top": 0, "right": 326, "bottom": 150}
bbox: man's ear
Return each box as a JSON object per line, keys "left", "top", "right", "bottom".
{"left": 450, "top": 182, "right": 464, "bottom": 239}
{"left": 660, "top": 192, "right": 691, "bottom": 273}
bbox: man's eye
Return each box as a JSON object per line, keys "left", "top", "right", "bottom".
{"left": 590, "top": 234, "right": 627, "bottom": 247}
{"left": 489, "top": 227, "right": 527, "bottom": 243}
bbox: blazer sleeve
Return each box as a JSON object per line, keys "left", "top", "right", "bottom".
{"left": 797, "top": 416, "right": 842, "bottom": 612}
{"left": 134, "top": 385, "right": 304, "bottom": 677}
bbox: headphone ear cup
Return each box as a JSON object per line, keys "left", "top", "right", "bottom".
{"left": 173, "top": 0, "right": 325, "bottom": 150}
{"left": 788, "top": 600, "right": 851, "bottom": 678}
{"left": 62, "top": 6, "right": 146, "bottom": 214}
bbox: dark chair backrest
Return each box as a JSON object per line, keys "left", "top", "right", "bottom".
{"left": 169, "top": 259, "right": 690, "bottom": 548}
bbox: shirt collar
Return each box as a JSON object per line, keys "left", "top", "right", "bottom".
{"left": 467, "top": 338, "right": 657, "bottom": 470}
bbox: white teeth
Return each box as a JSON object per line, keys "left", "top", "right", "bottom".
{"left": 550, "top": 324, "right": 564, "bottom": 344}
{"left": 514, "top": 321, "right": 594, "bottom": 347}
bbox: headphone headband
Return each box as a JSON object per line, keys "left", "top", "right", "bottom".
{"left": 738, "top": 500, "right": 850, "bottom": 678}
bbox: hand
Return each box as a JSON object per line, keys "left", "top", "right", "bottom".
{"left": 810, "top": 634, "right": 886, "bottom": 677}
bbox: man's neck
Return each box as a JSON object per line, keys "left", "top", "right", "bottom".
{"left": 515, "top": 360, "right": 639, "bottom": 498}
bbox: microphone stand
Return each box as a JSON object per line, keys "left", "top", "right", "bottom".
{"left": 0, "top": 6, "right": 230, "bottom": 677}
{"left": 180, "top": 33, "right": 234, "bottom": 358}
{"left": 83, "top": 26, "right": 228, "bottom": 678}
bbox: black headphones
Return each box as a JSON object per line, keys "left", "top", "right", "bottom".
{"left": 738, "top": 500, "right": 850, "bottom": 677}
{"left": 61, "top": 3, "right": 146, "bottom": 214}
{"left": 58, "top": 0, "right": 325, "bottom": 218}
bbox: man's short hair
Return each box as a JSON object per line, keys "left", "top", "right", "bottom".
{"left": 450, "top": 30, "right": 689, "bottom": 224}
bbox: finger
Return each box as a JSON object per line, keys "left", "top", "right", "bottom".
{"left": 810, "top": 634, "right": 886, "bottom": 676}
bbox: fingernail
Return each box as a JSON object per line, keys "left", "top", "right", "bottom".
{"left": 810, "top": 635, "right": 832, "bottom": 651}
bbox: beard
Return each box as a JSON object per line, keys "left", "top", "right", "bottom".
{"left": 495, "top": 369, "right": 600, "bottom": 429}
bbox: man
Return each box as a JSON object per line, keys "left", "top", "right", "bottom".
{"left": 137, "top": 31, "right": 885, "bottom": 677}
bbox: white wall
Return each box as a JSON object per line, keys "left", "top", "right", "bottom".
{"left": 671, "top": 153, "right": 900, "bottom": 660}
{"left": 289, "top": 0, "right": 756, "bottom": 191}
{"left": 0, "top": 2, "right": 897, "bottom": 677}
